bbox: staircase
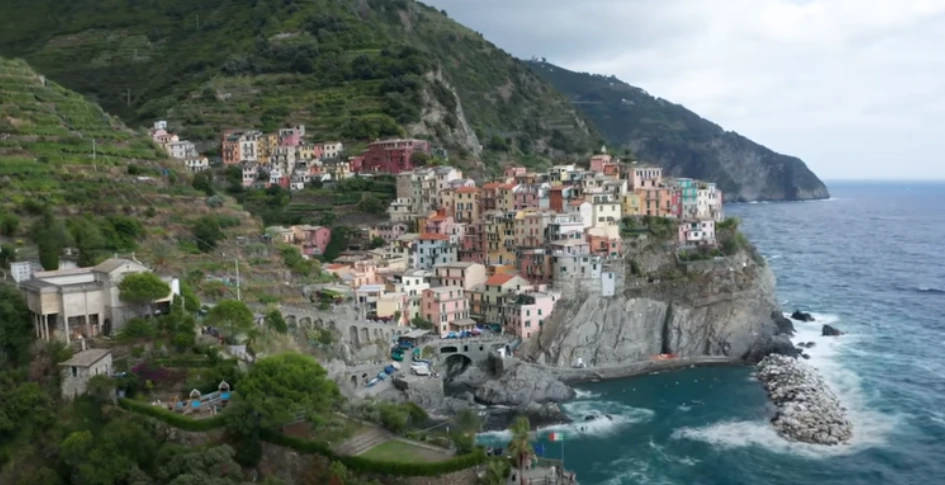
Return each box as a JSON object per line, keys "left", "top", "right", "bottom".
{"left": 334, "top": 427, "right": 392, "bottom": 456}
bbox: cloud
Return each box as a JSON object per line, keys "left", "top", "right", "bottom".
{"left": 424, "top": 0, "right": 945, "bottom": 179}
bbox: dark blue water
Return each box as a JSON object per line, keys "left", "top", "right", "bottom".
{"left": 480, "top": 182, "right": 945, "bottom": 484}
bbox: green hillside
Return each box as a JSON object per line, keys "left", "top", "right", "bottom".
{"left": 527, "top": 61, "right": 830, "bottom": 201}
{"left": 0, "top": 57, "right": 313, "bottom": 304}
{"left": 0, "top": 0, "right": 598, "bottom": 169}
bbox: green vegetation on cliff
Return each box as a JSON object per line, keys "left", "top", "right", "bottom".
{"left": 0, "top": 57, "right": 311, "bottom": 303}
{"left": 527, "top": 60, "right": 829, "bottom": 201}
{"left": 0, "top": 0, "right": 597, "bottom": 167}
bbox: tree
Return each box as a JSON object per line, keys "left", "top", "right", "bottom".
{"left": 0, "top": 213, "right": 19, "bottom": 236}
{"left": 478, "top": 459, "right": 510, "bottom": 485}
{"left": 322, "top": 227, "right": 351, "bottom": 262}
{"left": 60, "top": 417, "right": 159, "bottom": 485}
{"left": 356, "top": 194, "right": 385, "bottom": 215}
{"left": 507, "top": 417, "right": 533, "bottom": 485}
{"left": 118, "top": 272, "right": 171, "bottom": 317}
{"left": 179, "top": 280, "right": 201, "bottom": 313}
{"left": 265, "top": 310, "right": 287, "bottom": 334}
{"left": 0, "top": 242, "right": 15, "bottom": 268}
{"left": 192, "top": 171, "right": 215, "bottom": 196}
{"left": 155, "top": 445, "right": 243, "bottom": 484}
{"left": 226, "top": 353, "right": 340, "bottom": 433}
{"left": 0, "top": 285, "right": 33, "bottom": 366}
{"left": 69, "top": 217, "right": 107, "bottom": 267}
{"left": 205, "top": 300, "right": 254, "bottom": 342}
{"left": 410, "top": 316, "right": 433, "bottom": 330}
{"left": 369, "top": 236, "right": 386, "bottom": 249}
{"left": 192, "top": 216, "right": 225, "bottom": 252}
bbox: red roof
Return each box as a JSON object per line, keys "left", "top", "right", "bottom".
{"left": 498, "top": 183, "right": 516, "bottom": 190}
{"left": 482, "top": 182, "right": 502, "bottom": 189}
{"left": 455, "top": 187, "right": 480, "bottom": 194}
{"left": 325, "top": 263, "right": 346, "bottom": 270}
{"left": 485, "top": 273, "right": 518, "bottom": 286}
{"left": 428, "top": 214, "right": 447, "bottom": 222}
{"left": 419, "top": 233, "right": 449, "bottom": 241}
{"left": 570, "top": 200, "right": 586, "bottom": 206}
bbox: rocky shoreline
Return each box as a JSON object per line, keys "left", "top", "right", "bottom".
{"left": 756, "top": 354, "right": 852, "bottom": 445}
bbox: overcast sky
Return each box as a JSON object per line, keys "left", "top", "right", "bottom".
{"left": 422, "top": 0, "right": 945, "bottom": 180}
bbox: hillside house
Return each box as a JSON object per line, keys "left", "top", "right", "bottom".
{"left": 292, "top": 225, "right": 331, "bottom": 256}
{"left": 432, "top": 262, "right": 487, "bottom": 290}
{"left": 422, "top": 287, "right": 474, "bottom": 336}
{"left": 60, "top": 347, "right": 113, "bottom": 400}
{"left": 21, "top": 259, "right": 178, "bottom": 342}
{"left": 360, "top": 138, "right": 431, "bottom": 174}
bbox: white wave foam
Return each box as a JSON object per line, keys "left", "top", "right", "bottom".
{"left": 539, "top": 400, "right": 654, "bottom": 438}
{"left": 677, "top": 404, "right": 692, "bottom": 412}
{"left": 573, "top": 389, "right": 601, "bottom": 399}
{"left": 600, "top": 456, "right": 676, "bottom": 485}
{"left": 673, "top": 312, "right": 900, "bottom": 457}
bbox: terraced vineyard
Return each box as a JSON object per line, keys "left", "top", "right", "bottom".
{"left": 0, "top": 57, "right": 308, "bottom": 304}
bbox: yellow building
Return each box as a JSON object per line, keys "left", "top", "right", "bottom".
{"left": 258, "top": 133, "right": 279, "bottom": 164}
{"left": 497, "top": 183, "right": 517, "bottom": 213}
{"left": 622, "top": 192, "right": 642, "bottom": 216}
{"left": 484, "top": 212, "right": 515, "bottom": 265}
{"left": 454, "top": 187, "right": 481, "bottom": 223}
{"left": 296, "top": 144, "right": 315, "bottom": 160}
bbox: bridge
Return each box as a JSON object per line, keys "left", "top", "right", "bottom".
{"left": 263, "top": 305, "right": 410, "bottom": 348}
{"left": 424, "top": 336, "right": 509, "bottom": 365}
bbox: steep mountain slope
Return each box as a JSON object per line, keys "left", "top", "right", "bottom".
{"left": 0, "top": 0, "right": 596, "bottom": 169}
{"left": 0, "top": 57, "right": 308, "bottom": 303}
{"left": 527, "top": 61, "right": 830, "bottom": 202}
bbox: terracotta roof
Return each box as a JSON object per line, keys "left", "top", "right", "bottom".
{"left": 485, "top": 273, "right": 518, "bottom": 286}
{"left": 325, "top": 263, "right": 347, "bottom": 270}
{"left": 455, "top": 187, "right": 480, "bottom": 193}
{"left": 498, "top": 183, "right": 517, "bottom": 190}
{"left": 482, "top": 182, "right": 502, "bottom": 189}
{"left": 419, "top": 233, "right": 449, "bottom": 241}
{"left": 428, "top": 214, "right": 447, "bottom": 222}
{"left": 569, "top": 200, "right": 586, "bottom": 206}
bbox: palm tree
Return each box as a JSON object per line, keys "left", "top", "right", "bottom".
{"left": 479, "top": 459, "right": 510, "bottom": 485}
{"left": 507, "top": 417, "right": 533, "bottom": 485}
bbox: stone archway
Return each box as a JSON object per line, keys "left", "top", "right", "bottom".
{"left": 350, "top": 375, "right": 358, "bottom": 387}
{"left": 299, "top": 316, "right": 312, "bottom": 328}
{"left": 360, "top": 327, "right": 369, "bottom": 344}
{"left": 350, "top": 326, "right": 360, "bottom": 347}
{"left": 285, "top": 315, "right": 298, "bottom": 328}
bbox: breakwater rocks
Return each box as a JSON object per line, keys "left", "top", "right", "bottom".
{"left": 756, "top": 354, "right": 853, "bottom": 445}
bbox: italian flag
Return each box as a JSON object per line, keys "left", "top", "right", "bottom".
{"left": 548, "top": 432, "right": 564, "bottom": 442}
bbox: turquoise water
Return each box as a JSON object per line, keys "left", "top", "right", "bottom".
{"left": 479, "top": 182, "right": 945, "bottom": 484}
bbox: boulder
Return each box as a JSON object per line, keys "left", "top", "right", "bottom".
{"left": 822, "top": 325, "right": 844, "bottom": 337}
{"left": 474, "top": 362, "right": 574, "bottom": 406}
{"left": 791, "top": 310, "right": 815, "bottom": 322}
{"left": 772, "top": 311, "right": 796, "bottom": 336}
{"left": 482, "top": 402, "right": 572, "bottom": 431}
{"left": 745, "top": 334, "right": 798, "bottom": 362}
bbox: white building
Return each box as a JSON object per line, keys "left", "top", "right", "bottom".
{"left": 320, "top": 141, "right": 343, "bottom": 159}
{"left": 166, "top": 140, "right": 198, "bottom": 159}
{"left": 20, "top": 258, "right": 178, "bottom": 342}
{"left": 589, "top": 193, "right": 621, "bottom": 227}
{"left": 566, "top": 200, "right": 594, "bottom": 230}
{"left": 678, "top": 220, "right": 717, "bottom": 246}
{"left": 601, "top": 272, "right": 616, "bottom": 297}
{"left": 414, "top": 234, "right": 457, "bottom": 270}
{"left": 552, "top": 253, "right": 603, "bottom": 282}
{"left": 696, "top": 183, "right": 724, "bottom": 222}
{"left": 183, "top": 157, "right": 209, "bottom": 173}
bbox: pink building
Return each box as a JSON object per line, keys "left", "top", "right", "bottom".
{"left": 374, "top": 223, "right": 409, "bottom": 243}
{"left": 422, "top": 287, "right": 475, "bottom": 336}
{"left": 278, "top": 125, "right": 305, "bottom": 147}
{"left": 517, "top": 249, "right": 553, "bottom": 286}
{"left": 589, "top": 154, "right": 612, "bottom": 173}
{"left": 631, "top": 166, "right": 663, "bottom": 190}
{"left": 459, "top": 222, "right": 486, "bottom": 264}
{"left": 513, "top": 185, "right": 539, "bottom": 210}
{"left": 586, "top": 226, "right": 622, "bottom": 259}
{"left": 504, "top": 290, "right": 560, "bottom": 339}
{"left": 292, "top": 225, "right": 331, "bottom": 256}
{"left": 504, "top": 166, "right": 527, "bottom": 179}
{"left": 425, "top": 209, "right": 464, "bottom": 243}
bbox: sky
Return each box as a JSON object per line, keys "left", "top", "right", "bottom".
{"left": 421, "top": 0, "right": 945, "bottom": 180}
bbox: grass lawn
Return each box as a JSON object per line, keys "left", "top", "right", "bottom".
{"left": 360, "top": 439, "right": 451, "bottom": 463}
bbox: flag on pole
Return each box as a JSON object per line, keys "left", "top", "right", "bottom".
{"left": 548, "top": 432, "right": 564, "bottom": 442}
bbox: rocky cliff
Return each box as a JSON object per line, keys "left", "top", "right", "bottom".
{"left": 526, "top": 241, "right": 794, "bottom": 367}
{"left": 527, "top": 61, "right": 830, "bottom": 202}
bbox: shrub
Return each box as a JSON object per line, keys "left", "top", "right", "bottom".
{"left": 118, "top": 398, "right": 226, "bottom": 431}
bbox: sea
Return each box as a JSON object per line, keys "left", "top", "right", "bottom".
{"left": 477, "top": 181, "right": 945, "bottom": 485}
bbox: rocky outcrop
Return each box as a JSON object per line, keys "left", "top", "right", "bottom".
{"left": 529, "top": 251, "right": 792, "bottom": 367}
{"left": 791, "top": 310, "right": 815, "bottom": 322}
{"left": 474, "top": 360, "right": 575, "bottom": 406}
{"left": 822, "top": 325, "right": 844, "bottom": 337}
{"left": 756, "top": 354, "right": 852, "bottom": 445}
{"left": 773, "top": 312, "right": 796, "bottom": 336}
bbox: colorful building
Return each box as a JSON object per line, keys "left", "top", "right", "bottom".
{"left": 517, "top": 248, "right": 554, "bottom": 286}
{"left": 415, "top": 233, "right": 457, "bottom": 270}
{"left": 503, "top": 290, "right": 560, "bottom": 339}
{"left": 622, "top": 192, "right": 642, "bottom": 217}
{"left": 422, "top": 287, "right": 474, "bottom": 336}
{"left": 360, "top": 138, "right": 431, "bottom": 174}
{"left": 678, "top": 220, "right": 716, "bottom": 246}
{"left": 291, "top": 225, "right": 331, "bottom": 257}
{"left": 433, "top": 262, "right": 487, "bottom": 290}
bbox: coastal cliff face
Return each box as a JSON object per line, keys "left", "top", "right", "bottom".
{"left": 527, "top": 245, "right": 792, "bottom": 367}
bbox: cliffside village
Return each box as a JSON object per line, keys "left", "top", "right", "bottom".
{"left": 218, "top": 127, "right": 725, "bottom": 342}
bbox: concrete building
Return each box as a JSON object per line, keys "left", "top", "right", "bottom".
{"left": 320, "top": 141, "right": 343, "bottom": 159}
{"left": 552, "top": 253, "right": 603, "bottom": 283}
{"left": 697, "top": 183, "right": 725, "bottom": 222}
{"left": 481, "top": 273, "right": 533, "bottom": 325}
{"left": 60, "top": 347, "right": 113, "bottom": 400}
{"left": 21, "top": 259, "right": 178, "bottom": 342}
{"left": 678, "top": 220, "right": 717, "bottom": 246}
{"left": 589, "top": 193, "right": 621, "bottom": 227}
{"left": 166, "top": 140, "right": 198, "bottom": 160}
